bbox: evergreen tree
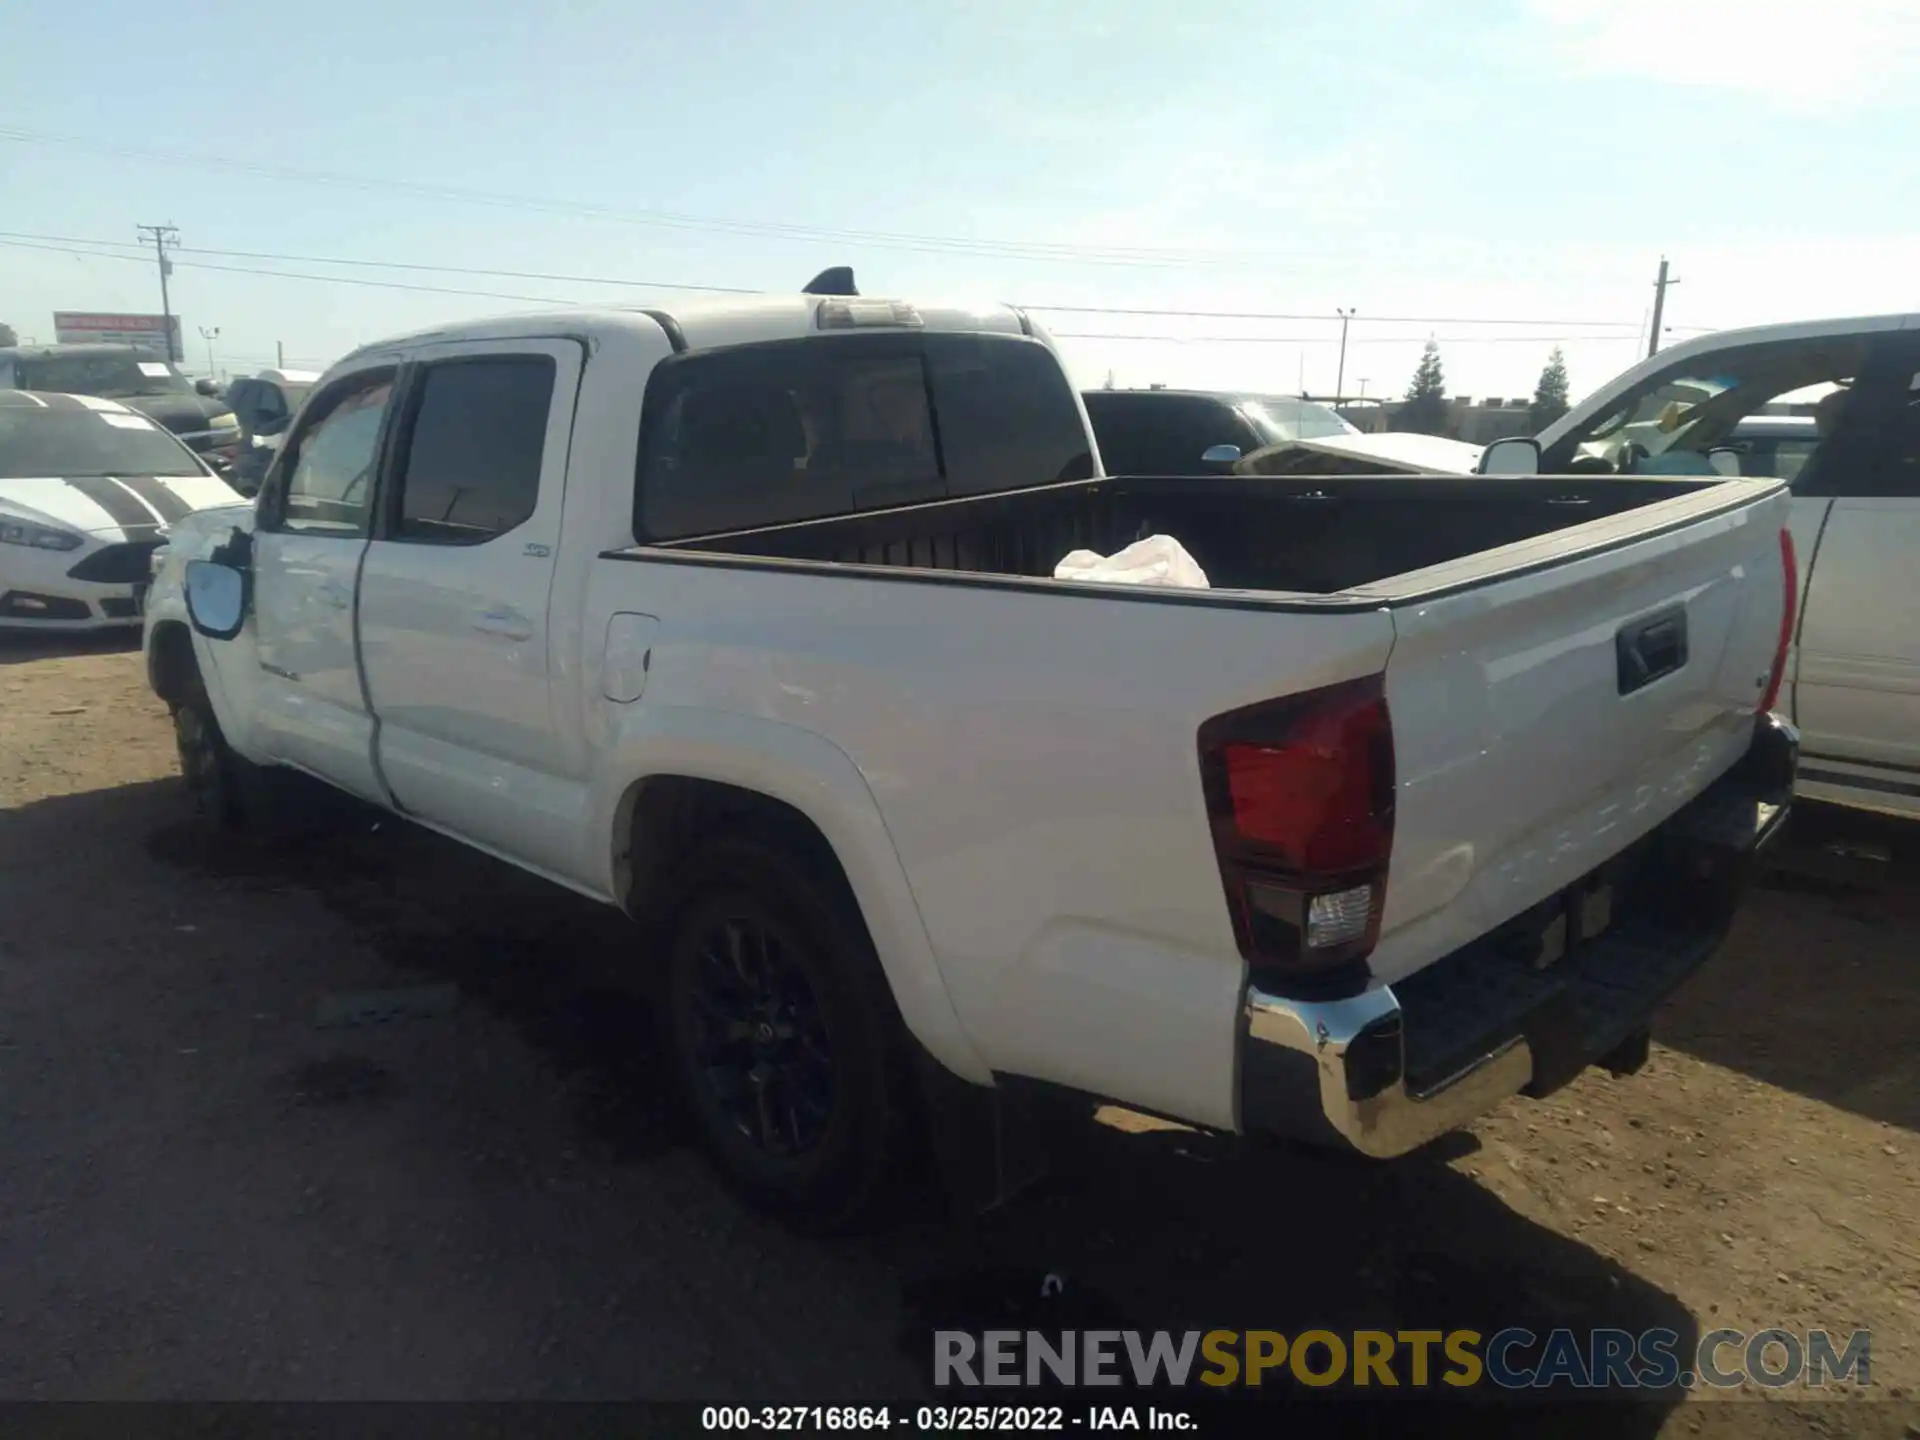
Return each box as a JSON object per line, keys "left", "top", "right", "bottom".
{"left": 1399, "top": 340, "right": 1450, "bottom": 435}
{"left": 0, "top": 323, "right": 17, "bottom": 348}
{"left": 1530, "top": 347, "right": 1571, "bottom": 431}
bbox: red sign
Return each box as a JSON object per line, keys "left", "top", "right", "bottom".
{"left": 52, "top": 311, "right": 184, "bottom": 355}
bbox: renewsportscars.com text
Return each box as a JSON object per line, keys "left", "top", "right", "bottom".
{"left": 934, "top": 1327, "right": 1872, "bottom": 1392}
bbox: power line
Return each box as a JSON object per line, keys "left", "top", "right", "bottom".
{"left": 0, "top": 229, "right": 1715, "bottom": 333}
{"left": 0, "top": 241, "right": 1663, "bottom": 346}
{"left": 0, "top": 229, "right": 757, "bottom": 294}
{"left": 0, "top": 125, "right": 1323, "bottom": 269}
{"left": 0, "top": 237, "right": 586, "bottom": 305}
{"left": 1028, "top": 301, "right": 1664, "bottom": 329}
{"left": 1051, "top": 331, "right": 1650, "bottom": 346}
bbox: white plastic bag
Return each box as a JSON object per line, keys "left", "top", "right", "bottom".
{"left": 1053, "top": 534, "right": 1210, "bottom": 590}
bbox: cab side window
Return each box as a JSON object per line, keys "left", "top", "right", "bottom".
{"left": 269, "top": 372, "right": 395, "bottom": 537}
{"left": 387, "top": 356, "right": 555, "bottom": 544}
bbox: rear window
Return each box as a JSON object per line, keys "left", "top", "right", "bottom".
{"left": 15, "top": 352, "right": 192, "bottom": 399}
{"left": 0, "top": 408, "right": 203, "bottom": 479}
{"left": 1081, "top": 392, "right": 1248, "bottom": 476}
{"left": 635, "top": 333, "right": 1092, "bottom": 540}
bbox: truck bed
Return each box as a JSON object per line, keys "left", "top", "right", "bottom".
{"left": 650, "top": 473, "right": 1725, "bottom": 596}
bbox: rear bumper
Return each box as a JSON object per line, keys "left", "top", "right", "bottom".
{"left": 1239, "top": 714, "right": 1798, "bottom": 1157}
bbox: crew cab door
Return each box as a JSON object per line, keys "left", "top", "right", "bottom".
{"left": 247, "top": 365, "right": 397, "bottom": 802}
{"left": 1789, "top": 333, "right": 1920, "bottom": 802}
{"left": 354, "top": 340, "right": 587, "bottom": 878}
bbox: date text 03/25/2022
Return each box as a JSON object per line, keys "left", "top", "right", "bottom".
{"left": 701, "top": 1405, "right": 1193, "bottom": 1432}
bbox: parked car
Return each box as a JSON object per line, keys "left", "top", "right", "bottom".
{"left": 1083, "top": 388, "right": 1357, "bottom": 475}
{"left": 145, "top": 286, "right": 1796, "bottom": 1227}
{"left": 0, "top": 391, "right": 247, "bottom": 630}
{"left": 224, "top": 369, "right": 320, "bottom": 496}
{"left": 1478, "top": 313, "right": 1920, "bottom": 821}
{"left": 0, "top": 344, "right": 241, "bottom": 463}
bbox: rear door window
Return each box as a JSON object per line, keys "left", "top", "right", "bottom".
{"left": 388, "top": 356, "right": 555, "bottom": 544}
{"left": 636, "top": 333, "right": 1091, "bottom": 540}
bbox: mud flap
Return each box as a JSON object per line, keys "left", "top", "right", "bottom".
{"left": 1517, "top": 990, "right": 1589, "bottom": 1099}
{"left": 1598, "top": 1027, "right": 1652, "bottom": 1079}
{"left": 912, "top": 1048, "right": 1071, "bottom": 1216}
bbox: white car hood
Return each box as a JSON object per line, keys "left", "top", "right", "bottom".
{"left": 1237, "top": 431, "right": 1485, "bottom": 476}
{"left": 0, "top": 473, "right": 250, "bottom": 539}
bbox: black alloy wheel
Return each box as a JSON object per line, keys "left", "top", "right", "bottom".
{"left": 682, "top": 911, "right": 837, "bottom": 1159}
{"left": 661, "top": 837, "right": 916, "bottom": 1230}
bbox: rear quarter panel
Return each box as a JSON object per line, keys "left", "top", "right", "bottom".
{"left": 587, "top": 557, "right": 1395, "bottom": 1129}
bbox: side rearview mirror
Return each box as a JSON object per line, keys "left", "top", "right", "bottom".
{"left": 1705, "top": 447, "right": 1743, "bottom": 478}
{"left": 184, "top": 559, "right": 250, "bottom": 640}
{"left": 1200, "top": 443, "right": 1242, "bottom": 470}
{"left": 1478, "top": 436, "right": 1543, "bottom": 476}
{"left": 195, "top": 378, "right": 219, "bottom": 397}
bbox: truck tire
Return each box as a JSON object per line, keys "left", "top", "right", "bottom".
{"left": 170, "top": 671, "right": 263, "bottom": 830}
{"left": 660, "top": 835, "right": 917, "bottom": 1232}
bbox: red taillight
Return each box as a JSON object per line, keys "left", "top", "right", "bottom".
{"left": 1758, "top": 526, "right": 1797, "bottom": 716}
{"left": 1200, "top": 676, "right": 1395, "bottom": 989}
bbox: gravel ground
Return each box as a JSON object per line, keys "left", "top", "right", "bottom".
{"left": 0, "top": 634, "right": 1914, "bottom": 1436}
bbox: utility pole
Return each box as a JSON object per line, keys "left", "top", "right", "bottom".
{"left": 1357, "top": 378, "right": 1369, "bottom": 399}
{"left": 276, "top": 340, "right": 285, "bottom": 370}
{"left": 137, "top": 224, "right": 182, "bottom": 362}
{"left": 199, "top": 326, "right": 220, "bottom": 378}
{"left": 1335, "top": 308, "right": 1357, "bottom": 403}
{"left": 1647, "top": 257, "right": 1679, "bottom": 359}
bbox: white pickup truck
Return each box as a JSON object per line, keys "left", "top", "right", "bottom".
{"left": 1480, "top": 312, "right": 1920, "bottom": 822}
{"left": 143, "top": 286, "right": 1798, "bottom": 1228}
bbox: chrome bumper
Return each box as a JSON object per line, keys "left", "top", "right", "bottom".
{"left": 1242, "top": 985, "right": 1536, "bottom": 1158}
{"left": 1239, "top": 714, "right": 1798, "bottom": 1158}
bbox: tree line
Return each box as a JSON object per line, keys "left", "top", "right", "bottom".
{"left": 1394, "top": 341, "right": 1571, "bottom": 437}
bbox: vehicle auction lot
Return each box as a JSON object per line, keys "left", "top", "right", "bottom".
{"left": 1, "top": 636, "right": 1914, "bottom": 1436}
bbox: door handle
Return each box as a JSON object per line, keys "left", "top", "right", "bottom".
{"left": 1616, "top": 606, "right": 1689, "bottom": 695}
{"left": 470, "top": 606, "right": 533, "bottom": 641}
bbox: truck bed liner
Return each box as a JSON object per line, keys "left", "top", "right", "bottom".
{"left": 649, "top": 474, "right": 1721, "bottom": 596}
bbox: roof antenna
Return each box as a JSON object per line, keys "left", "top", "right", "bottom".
{"left": 803, "top": 266, "right": 858, "bottom": 297}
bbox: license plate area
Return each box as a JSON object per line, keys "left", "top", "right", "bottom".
{"left": 1490, "top": 872, "right": 1618, "bottom": 972}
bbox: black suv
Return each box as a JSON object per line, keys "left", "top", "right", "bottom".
{"left": 0, "top": 344, "right": 239, "bottom": 460}
{"left": 1083, "top": 388, "right": 1357, "bottom": 476}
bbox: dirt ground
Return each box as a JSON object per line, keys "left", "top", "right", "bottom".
{"left": 1, "top": 634, "right": 1915, "bottom": 1436}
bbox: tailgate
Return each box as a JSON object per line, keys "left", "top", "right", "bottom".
{"left": 1365, "top": 480, "right": 1792, "bottom": 985}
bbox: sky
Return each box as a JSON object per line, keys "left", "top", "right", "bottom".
{"left": 3, "top": 0, "right": 1918, "bottom": 406}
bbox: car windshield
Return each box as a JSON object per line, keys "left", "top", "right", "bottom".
{"left": 1241, "top": 397, "right": 1357, "bottom": 443}
{"left": 0, "top": 409, "right": 205, "bottom": 479}
{"left": 16, "top": 353, "right": 193, "bottom": 400}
